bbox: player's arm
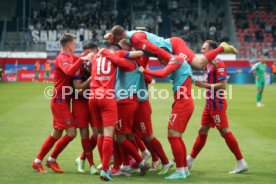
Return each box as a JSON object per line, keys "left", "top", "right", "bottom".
{"left": 130, "top": 32, "right": 172, "bottom": 62}
{"left": 116, "top": 50, "right": 144, "bottom": 59}
{"left": 72, "top": 77, "right": 91, "bottom": 91}
{"left": 249, "top": 62, "right": 260, "bottom": 79}
{"left": 195, "top": 62, "right": 227, "bottom": 90}
{"left": 195, "top": 80, "right": 227, "bottom": 90}
{"left": 58, "top": 53, "right": 93, "bottom": 76}
{"left": 138, "top": 56, "right": 152, "bottom": 83}
{"left": 101, "top": 49, "right": 136, "bottom": 71}
{"left": 144, "top": 73, "right": 153, "bottom": 84}
{"left": 126, "top": 51, "right": 144, "bottom": 58}
{"left": 249, "top": 62, "right": 259, "bottom": 73}
{"left": 138, "top": 56, "right": 149, "bottom": 68}
{"left": 139, "top": 62, "right": 181, "bottom": 78}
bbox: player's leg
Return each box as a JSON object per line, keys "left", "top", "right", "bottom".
{"left": 116, "top": 101, "right": 150, "bottom": 175}
{"left": 141, "top": 136, "right": 160, "bottom": 169}
{"left": 76, "top": 127, "right": 88, "bottom": 173}
{"left": 192, "top": 42, "right": 238, "bottom": 70}
{"left": 73, "top": 100, "right": 96, "bottom": 173}
{"left": 171, "top": 37, "right": 237, "bottom": 70}
{"left": 118, "top": 141, "right": 131, "bottom": 173}
{"left": 219, "top": 128, "right": 248, "bottom": 174}
{"left": 126, "top": 133, "right": 143, "bottom": 172}
{"left": 130, "top": 32, "right": 172, "bottom": 62}
{"left": 110, "top": 142, "right": 124, "bottom": 176}
{"left": 166, "top": 129, "right": 187, "bottom": 180}
{"left": 134, "top": 100, "right": 169, "bottom": 172}
{"left": 261, "top": 81, "right": 265, "bottom": 104}
{"left": 32, "top": 128, "right": 62, "bottom": 172}
{"left": 213, "top": 109, "right": 248, "bottom": 174}
{"left": 141, "top": 134, "right": 172, "bottom": 174}
{"left": 46, "top": 72, "right": 50, "bottom": 82}
{"left": 116, "top": 134, "right": 144, "bottom": 172}
{"left": 97, "top": 129, "right": 104, "bottom": 163}
{"left": 47, "top": 127, "right": 76, "bottom": 173}
{"left": 135, "top": 135, "right": 151, "bottom": 161}
{"left": 99, "top": 99, "right": 118, "bottom": 181}
{"left": 187, "top": 125, "right": 210, "bottom": 169}
{"left": 100, "top": 126, "right": 115, "bottom": 181}
{"left": 166, "top": 99, "right": 194, "bottom": 180}
{"left": 256, "top": 80, "right": 265, "bottom": 107}
{"left": 89, "top": 127, "right": 99, "bottom": 172}
{"left": 256, "top": 79, "right": 263, "bottom": 106}
{"left": 89, "top": 99, "right": 104, "bottom": 164}
{"left": 79, "top": 127, "right": 97, "bottom": 174}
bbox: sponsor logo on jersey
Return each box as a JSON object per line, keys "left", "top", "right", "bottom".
{"left": 218, "top": 68, "right": 225, "bottom": 73}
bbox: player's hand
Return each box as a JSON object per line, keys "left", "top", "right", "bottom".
{"left": 138, "top": 66, "right": 145, "bottom": 73}
{"left": 96, "top": 48, "right": 105, "bottom": 56}
{"left": 256, "top": 76, "right": 259, "bottom": 80}
{"left": 195, "top": 80, "right": 205, "bottom": 88}
{"left": 104, "top": 33, "right": 114, "bottom": 44}
{"left": 80, "top": 53, "right": 93, "bottom": 61}
{"left": 209, "top": 60, "right": 217, "bottom": 68}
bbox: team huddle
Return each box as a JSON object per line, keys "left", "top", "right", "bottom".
{"left": 32, "top": 25, "right": 248, "bottom": 181}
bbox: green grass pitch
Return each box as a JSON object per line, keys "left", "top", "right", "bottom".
{"left": 0, "top": 82, "right": 275, "bottom": 183}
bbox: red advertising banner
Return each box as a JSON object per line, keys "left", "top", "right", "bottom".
{"left": 3, "top": 70, "right": 54, "bottom": 82}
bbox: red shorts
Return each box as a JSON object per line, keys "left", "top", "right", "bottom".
{"left": 201, "top": 108, "right": 229, "bottom": 129}
{"left": 170, "top": 37, "right": 195, "bottom": 65}
{"left": 168, "top": 98, "right": 194, "bottom": 133}
{"left": 89, "top": 98, "right": 118, "bottom": 128}
{"left": 72, "top": 99, "right": 92, "bottom": 128}
{"left": 116, "top": 99, "right": 139, "bottom": 134}
{"left": 51, "top": 101, "right": 75, "bottom": 130}
{"left": 133, "top": 100, "right": 153, "bottom": 137}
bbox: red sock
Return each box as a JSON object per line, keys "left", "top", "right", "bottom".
{"left": 80, "top": 152, "right": 86, "bottom": 160}
{"left": 223, "top": 132, "right": 243, "bottom": 160}
{"left": 178, "top": 138, "right": 187, "bottom": 167}
{"left": 50, "top": 135, "right": 74, "bottom": 159}
{"left": 113, "top": 143, "right": 122, "bottom": 170}
{"left": 81, "top": 138, "right": 94, "bottom": 166}
{"left": 97, "top": 135, "right": 104, "bottom": 161}
{"left": 80, "top": 135, "right": 98, "bottom": 160}
{"left": 119, "top": 145, "right": 130, "bottom": 165}
{"left": 204, "top": 46, "right": 224, "bottom": 62}
{"left": 149, "top": 137, "right": 169, "bottom": 164}
{"left": 121, "top": 140, "right": 143, "bottom": 163}
{"left": 89, "top": 135, "right": 98, "bottom": 150}
{"left": 168, "top": 136, "right": 184, "bottom": 168}
{"left": 190, "top": 133, "right": 208, "bottom": 158}
{"left": 144, "top": 141, "right": 159, "bottom": 162}
{"left": 102, "top": 136, "right": 113, "bottom": 172}
{"left": 37, "top": 135, "right": 58, "bottom": 160}
{"left": 135, "top": 136, "right": 146, "bottom": 152}
{"left": 129, "top": 139, "right": 139, "bottom": 151}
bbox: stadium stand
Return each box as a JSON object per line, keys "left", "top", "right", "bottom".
{"left": 232, "top": 0, "right": 276, "bottom": 58}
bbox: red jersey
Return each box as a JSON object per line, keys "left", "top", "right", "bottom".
{"left": 72, "top": 62, "right": 91, "bottom": 100}
{"left": 90, "top": 49, "right": 135, "bottom": 98}
{"left": 53, "top": 52, "right": 83, "bottom": 102}
{"left": 205, "top": 58, "right": 227, "bottom": 110}
{"left": 137, "top": 56, "right": 152, "bottom": 84}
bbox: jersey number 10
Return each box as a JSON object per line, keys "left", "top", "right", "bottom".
{"left": 96, "top": 56, "right": 112, "bottom": 75}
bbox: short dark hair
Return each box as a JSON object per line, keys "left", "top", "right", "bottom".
{"left": 119, "top": 39, "right": 132, "bottom": 48}
{"left": 60, "top": 33, "right": 77, "bottom": 47}
{"left": 204, "top": 40, "right": 218, "bottom": 49}
{"left": 110, "top": 25, "right": 125, "bottom": 36}
{"left": 83, "top": 42, "right": 98, "bottom": 50}
{"left": 109, "top": 44, "right": 121, "bottom": 51}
